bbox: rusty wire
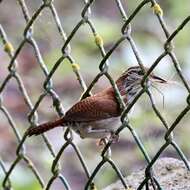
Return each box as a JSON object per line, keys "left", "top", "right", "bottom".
{"left": 0, "top": 0, "right": 190, "bottom": 189}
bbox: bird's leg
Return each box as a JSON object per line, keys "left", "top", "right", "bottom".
{"left": 96, "top": 132, "right": 118, "bottom": 157}
{"left": 98, "top": 138, "right": 112, "bottom": 158}
{"left": 97, "top": 137, "right": 108, "bottom": 147}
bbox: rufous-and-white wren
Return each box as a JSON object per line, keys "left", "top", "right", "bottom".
{"left": 26, "top": 66, "right": 166, "bottom": 139}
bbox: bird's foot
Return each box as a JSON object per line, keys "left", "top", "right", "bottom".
{"left": 96, "top": 138, "right": 107, "bottom": 147}
{"left": 109, "top": 132, "right": 119, "bottom": 143}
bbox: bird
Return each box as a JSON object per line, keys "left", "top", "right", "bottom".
{"left": 26, "top": 66, "right": 166, "bottom": 139}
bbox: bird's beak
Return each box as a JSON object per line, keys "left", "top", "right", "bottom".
{"left": 151, "top": 75, "right": 167, "bottom": 83}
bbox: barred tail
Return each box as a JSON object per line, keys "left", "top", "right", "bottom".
{"left": 26, "top": 118, "right": 65, "bottom": 136}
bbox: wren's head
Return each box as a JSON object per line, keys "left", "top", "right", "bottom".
{"left": 116, "top": 66, "right": 166, "bottom": 103}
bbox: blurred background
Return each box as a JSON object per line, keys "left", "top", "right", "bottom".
{"left": 0, "top": 0, "right": 190, "bottom": 189}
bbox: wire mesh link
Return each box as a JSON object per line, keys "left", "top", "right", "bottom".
{"left": 0, "top": 0, "right": 190, "bottom": 189}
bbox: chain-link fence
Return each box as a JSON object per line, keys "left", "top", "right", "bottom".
{"left": 0, "top": 0, "right": 190, "bottom": 189}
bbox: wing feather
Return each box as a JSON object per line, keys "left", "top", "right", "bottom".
{"left": 63, "top": 96, "right": 120, "bottom": 122}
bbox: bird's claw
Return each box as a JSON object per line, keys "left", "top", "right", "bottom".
{"left": 109, "top": 132, "right": 119, "bottom": 143}
{"left": 96, "top": 138, "right": 107, "bottom": 147}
